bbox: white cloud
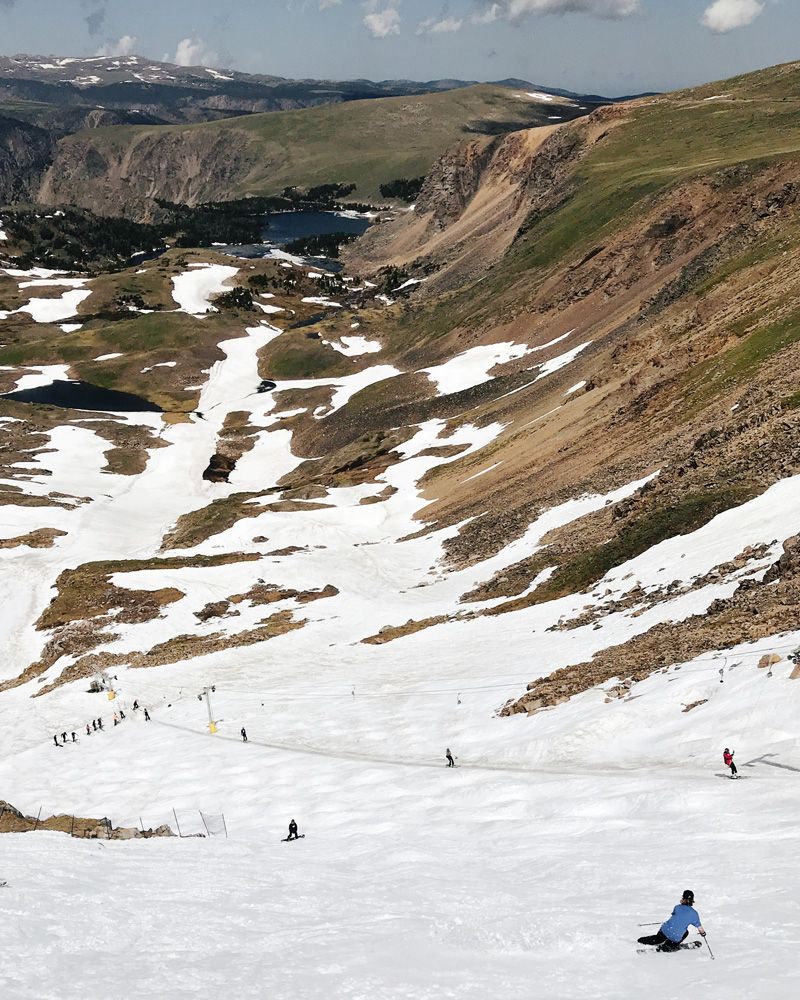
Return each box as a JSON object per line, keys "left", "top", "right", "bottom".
{"left": 95, "top": 35, "right": 137, "bottom": 58}
{"left": 174, "top": 37, "right": 219, "bottom": 68}
{"left": 471, "top": 3, "right": 501, "bottom": 24}
{"left": 318, "top": 0, "right": 342, "bottom": 8}
{"left": 701, "top": 0, "right": 764, "bottom": 33}
{"left": 417, "top": 16, "right": 463, "bottom": 35}
{"left": 474, "top": 0, "right": 640, "bottom": 21}
{"left": 362, "top": 2, "right": 401, "bottom": 38}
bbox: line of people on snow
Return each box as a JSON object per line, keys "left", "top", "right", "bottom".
{"left": 443, "top": 746, "right": 741, "bottom": 775}
{"left": 52, "top": 701, "right": 150, "bottom": 747}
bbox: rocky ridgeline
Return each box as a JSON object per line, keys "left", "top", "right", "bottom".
{"left": 502, "top": 535, "right": 800, "bottom": 715}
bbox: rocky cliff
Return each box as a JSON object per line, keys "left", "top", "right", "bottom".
{"left": 37, "top": 127, "right": 259, "bottom": 220}
{"left": 0, "top": 115, "right": 54, "bottom": 204}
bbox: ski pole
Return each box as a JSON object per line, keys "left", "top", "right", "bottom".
{"left": 637, "top": 922, "right": 661, "bottom": 926}
{"left": 703, "top": 934, "right": 715, "bottom": 960}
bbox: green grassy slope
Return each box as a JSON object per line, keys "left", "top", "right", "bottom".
{"left": 48, "top": 85, "right": 583, "bottom": 202}
{"left": 414, "top": 64, "right": 800, "bottom": 336}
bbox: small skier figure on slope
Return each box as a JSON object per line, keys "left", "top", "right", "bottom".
{"left": 143, "top": 709, "right": 150, "bottom": 721}
{"left": 445, "top": 749, "right": 456, "bottom": 767}
{"left": 287, "top": 819, "right": 299, "bottom": 840}
{"left": 723, "top": 747, "right": 738, "bottom": 778}
{"left": 637, "top": 890, "right": 706, "bottom": 952}
{"left": 241, "top": 727, "right": 248, "bottom": 742}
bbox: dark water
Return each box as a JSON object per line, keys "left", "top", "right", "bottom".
{"left": 261, "top": 211, "right": 371, "bottom": 244}
{"left": 219, "top": 210, "right": 371, "bottom": 270}
{"left": 3, "top": 380, "right": 162, "bottom": 412}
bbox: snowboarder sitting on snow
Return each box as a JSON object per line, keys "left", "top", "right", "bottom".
{"left": 446, "top": 749, "right": 456, "bottom": 767}
{"left": 723, "top": 747, "right": 738, "bottom": 777}
{"left": 288, "top": 819, "right": 299, "bottom": 840}
{"left": 637, "top": 890, "right": 706, "bottom": 951}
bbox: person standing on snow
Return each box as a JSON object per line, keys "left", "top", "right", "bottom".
{"left": 637, "top": 890, "right": 706, "bottom": 951}
{"left": 723, "top": 748, "right": 738, "bottom": 777}
{"left": 143, "top": 708, "right": 150, "bottom": 721}
{"left": 445, "top": 749, "right": 456, "bottom": 767}
{"left": 287, "top": 819, "right": 299, "bottom": 841}
{"left": 241, "top": 727, "right": 248, "bottom": 742}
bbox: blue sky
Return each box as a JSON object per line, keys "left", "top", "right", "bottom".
{"left": 0, "top": 1, "right": 796, "bottom": 96}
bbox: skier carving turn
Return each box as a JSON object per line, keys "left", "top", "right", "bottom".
{"left": 637, "top": 890, "right": 706, "bottom": 952}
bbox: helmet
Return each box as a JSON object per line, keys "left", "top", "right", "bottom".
{"left": 724, "top": 748, "right": 729, "bottom": 752}
{"left": 682, "top": 890, "right": 694, "bottom": 905}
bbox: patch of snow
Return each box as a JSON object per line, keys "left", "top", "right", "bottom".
{"left": 461, "top": 462, "right": 502, "bottom": 484}
{"left": 16, "top": 289, "right": 92, "bottom": 324}
{"left": 8, "top": 365, "right": 72, "bottom": 392}
{"left": 140, "top": 362, "right": 177, "bottom": 373}
{"left": 566, "top": 381, "right": 586, "bottom": 395}
{"left": 94, "top": 353, "right": 124, "bottom": 362}
{"left": 171, "top": 264, "right": 239, "bottom": 316}
{"left": 395, "top": 277, "right": 428, "bottom": 291}
{"left": 423, "top": 342, "right": 531, "bottom": 396}
{"left": 322, "top": 336, "right": 382, "bottom": 357}
{"left": 17, "top": 277, "right": 87, "bottom": 289}
{"left": 59, "top": 324, "right": 83, "bottom": 334}
{"left": 255, "top": 303, "right": 284, "bottom": 314}
{"left": 301, "top": 297, "right": 342, "bottom": 308}
{"left": 496, "top": 343, "right": 592, "bottom": 402}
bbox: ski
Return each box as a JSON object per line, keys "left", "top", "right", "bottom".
{"left": 714, "top": 773, "right": 749, "bottom": 779}
{"left": 637, "top": 941, "right": 703, "bottom": 954}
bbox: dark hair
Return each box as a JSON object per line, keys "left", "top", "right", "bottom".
{"left": 681, "top": 890, "right": 694, "bottom": 904}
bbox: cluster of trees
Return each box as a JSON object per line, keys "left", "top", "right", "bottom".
{"left": 379, "top": 177, "right": 425, "bottom": 202}
{"left": 247, "top": 272, "right": 299, "bottom": 293}
{"left": 213, "top": 286, "right": 256, "bottom": 311}
{"left": 2, "top": 206, "right": 167, "bottom": 272}
{"left": 284, "top": 231, "right": 360, "bottom": 259}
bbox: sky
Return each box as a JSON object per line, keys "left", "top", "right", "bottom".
{"left": 0, "top": 1, "right": 797, "bottom": 97}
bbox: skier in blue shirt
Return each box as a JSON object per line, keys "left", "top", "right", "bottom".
{"left": 637, "top": 890, "right": 706, "bottom": 951}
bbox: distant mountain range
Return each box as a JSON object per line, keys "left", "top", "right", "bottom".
{"left": 0, "top": 54, "right": 631, "bottom": 126}
{"left": 0, "top": 53, "right": 619, "bottom": 211}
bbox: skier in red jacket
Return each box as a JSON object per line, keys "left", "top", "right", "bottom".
{"left": 723, "top": 747, "right": 738, "bottom": 777}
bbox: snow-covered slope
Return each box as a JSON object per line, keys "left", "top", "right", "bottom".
{"left": 2, "top": 250, "right": 800, "bottom": 998}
